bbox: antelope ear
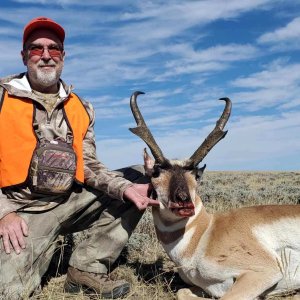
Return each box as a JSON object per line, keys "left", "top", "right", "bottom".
{"left": 143, "top": 148, "right": 155, "bottom": 176}
{"left": 193, "top": 164, "right": 206, "bottom": 181}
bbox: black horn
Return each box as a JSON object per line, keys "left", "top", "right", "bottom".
{"left": 187, "top": 97, "right": 232, "bottom": 168}
{"left": 129, "top": 91, "right": 167, "bottom": 165}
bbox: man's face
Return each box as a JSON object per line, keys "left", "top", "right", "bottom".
{"left": 21, "top": 29, "right": 65, "bottom": 92}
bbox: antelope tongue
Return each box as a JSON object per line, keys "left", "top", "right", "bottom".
{"left": 169, "top": 201, "right": 195, "bottom": 217}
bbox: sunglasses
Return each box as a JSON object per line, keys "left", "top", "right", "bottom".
{"left": 27, "top": 44, "right": 64, "bottom": 59}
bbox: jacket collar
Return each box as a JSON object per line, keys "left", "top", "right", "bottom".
{"left": 0, "top": 73, "right": 72, "bottom": 100}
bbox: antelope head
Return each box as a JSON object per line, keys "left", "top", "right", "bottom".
{"left": 129, "top": 91, "right": 231, "bottom": 220}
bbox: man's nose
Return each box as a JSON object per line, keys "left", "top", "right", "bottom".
{"left": 41, "top": 49, "right": 51, "bottom": 60}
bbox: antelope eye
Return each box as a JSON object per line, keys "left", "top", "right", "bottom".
{"left": 152, "top": 165, "right": 162, "bottom": 178}
{"left": 192, "top": 164, "right": 206, "bottom": 181}
{"left": 195, "top": 171, "right": 201, "bottom": 180}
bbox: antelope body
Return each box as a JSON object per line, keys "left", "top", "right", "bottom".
{"left": 129, "top": 91, "right": 300, "bottom": 300}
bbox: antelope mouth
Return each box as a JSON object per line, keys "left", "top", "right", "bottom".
{"left": 168, "top": 201, "right": 195, "bottom": 217}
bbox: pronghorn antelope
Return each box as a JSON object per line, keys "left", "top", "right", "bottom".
{"left": 129, "top": 91, "right": 300, "bottom": 300}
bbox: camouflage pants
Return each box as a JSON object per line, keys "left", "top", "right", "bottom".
{"left": 0, "top": 165, "right": 147, "bottom": 300}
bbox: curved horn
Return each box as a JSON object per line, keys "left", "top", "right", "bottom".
{"left": 188, "top": 97, "right": 232, "bottom": 167}
{"left": 129, "top": 91, "right": 166, "bottom": 165}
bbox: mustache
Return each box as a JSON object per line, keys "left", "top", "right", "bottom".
{"left": 38, "top": 61, "right": 56, "bottom": 67}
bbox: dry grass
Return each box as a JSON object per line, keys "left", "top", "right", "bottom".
{"left": 31, "top": 171, "right": 300, "bottom": 300}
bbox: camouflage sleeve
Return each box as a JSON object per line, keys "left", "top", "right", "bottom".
{"left": 0, "top": 87, "right": 20, "bottom": 220}
{"left": 0, "top": 189, "right": 23, "bottom": 220}
{"left": 81, "top": 100, "right": 133, "bottom": 201}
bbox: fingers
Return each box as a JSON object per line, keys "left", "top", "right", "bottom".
{"left": 134, "top": 198, "right": 149, "bottom": 211}
{"left": 21, "top": 219, "right": 29, "bottom": 237}
{"left": 1, "top": 227, "right": 25, "bottom": 255}
{"left": 2, "top": 232, "right": 11, "bottom": 254}
{"left": 14, "top": 226, "right": 26, "bottom": 251}
{"left": 8, "top": 230, "right": 22, "bottom": 255}
{"left": 147, "top": 199, "right": 160, "bottom": 206}
{"left": 0, "top": 214, "right": 28, "bottom": 255}
{"left": 135, "top": 198, "right": 147, "bottom": 210}
{"left": 124, "top": 185, "right": 160, "bottom": 210}
{"left": 138, "top": 203, "right": 148, "bottom": 210}
{"left": 135, "top": 197, "right": 160, "bottom": 210}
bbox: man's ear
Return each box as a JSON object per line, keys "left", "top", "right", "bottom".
{"left": 62, "top": 50, "right": 65, "bottom": 61}
{"left": 21, "top": 50, "right": 27, "bottom": 66}
{"left": 143, "top": 148, "right": 155, "bottom": 176}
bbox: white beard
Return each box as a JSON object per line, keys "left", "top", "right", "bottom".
{"left": 27, "top": 59, "right": 64, "bottom": 89}
{"left": 35, "top": 68, "right": 60, "bottom": 87}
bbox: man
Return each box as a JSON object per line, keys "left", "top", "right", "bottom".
{"left": 0, "top": 16, "right": 158, "bottom": 299}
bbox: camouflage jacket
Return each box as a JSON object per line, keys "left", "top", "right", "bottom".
{"left": 0, "top": 73, "right": 133, "bottom": 219}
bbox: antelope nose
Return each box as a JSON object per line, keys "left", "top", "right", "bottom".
{"left": 176, "top": 191, "right": 189, "bottom": 202}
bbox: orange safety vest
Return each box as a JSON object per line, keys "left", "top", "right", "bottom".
{"left": 0, "top": 91, "right": 90, "bottom": 188}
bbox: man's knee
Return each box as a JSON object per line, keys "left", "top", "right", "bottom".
{"left": 0, "top": 272, "right": 34, "bottom": 300}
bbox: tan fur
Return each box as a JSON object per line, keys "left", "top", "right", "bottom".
{"left": 154, "top": 197, "right": 212, "bottom": 248}
{"left": 156, "top": 200, "right": 300, "bottom": 299}
{"left": 206, "top": 205, "right": 300, "bottom": 260}
{"left": 177, "top": 287, "right": 211, "bottom": 300}
{"left": 131, "top": 92, "right": 300, "bottom": 299}
{"left": 182, "top": 197, "right": 212, "bottom": 258}
{"left": 146, "top": 153, "right": 300, "bottom": 300}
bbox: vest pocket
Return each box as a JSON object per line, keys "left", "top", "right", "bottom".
{"left": 29, "top": 141, "right": 77, "bottom": 195}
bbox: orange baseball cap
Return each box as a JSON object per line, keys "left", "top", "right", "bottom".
{"left": 23, "top": 16, "right": 65, "bottom": 45}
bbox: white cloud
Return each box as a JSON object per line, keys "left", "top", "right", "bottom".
{"left": 0, "top": 1, "right": 280, "bottom": 88}
{"left": 0, "top": 40, "right": 24, "bottom": 74}
{"left": 257, "top": 16, "right": 300, "bottom": 51}
{"left": 1, "top": 0, "right": 300, "bottom": 171}
{"left": 232, "top": 60, "right": 300, "bottom": 89}
{"left": 12, "top": 0, "right": 133, "bottom": 6}
{"left": 98, "top": 111, "right": 300, "bottom": 171}
{"left": 230, "top": 60, "right": 300, "bottom": 110}
{"left": 258, "top": 17, "right": 300, "bottom": 43}
{"left": 116, "top": 0, "right": 277, "bottom": 42}
{"left": 7, "top": 0, "right": 278, "bottom": 45}
{"left": 156, "top": 44, "right": 258, "bottom": 80}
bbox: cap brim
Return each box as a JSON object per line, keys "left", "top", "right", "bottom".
{"left": 23, "top": 19, "right": 65, "bottom": 45}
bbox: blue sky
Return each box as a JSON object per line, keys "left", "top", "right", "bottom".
{"left": 1, "top": 0, "right": 300, "bottom": 170}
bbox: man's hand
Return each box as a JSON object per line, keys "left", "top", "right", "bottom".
{"left": 124, "top": 183, "right": 160, "bottom": 210}
{"left": 0, "top": 212, "right": 28, "bottom": 254}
